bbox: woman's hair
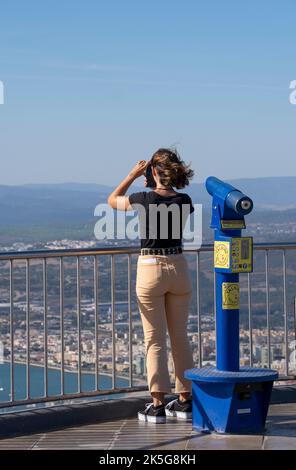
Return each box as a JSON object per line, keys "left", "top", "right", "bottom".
{"left": 150, "top": 148, "right": 194, "bottom": 189}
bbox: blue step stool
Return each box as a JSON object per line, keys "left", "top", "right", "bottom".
{"left": 184, "top": 366, "right": 278, "bottom": 434}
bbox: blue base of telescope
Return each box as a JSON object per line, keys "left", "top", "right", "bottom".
{"left": 184, "top": 366, "right": 278, "bottom": 434}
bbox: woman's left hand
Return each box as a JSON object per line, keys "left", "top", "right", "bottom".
{"left": 129, "top": 160, "right": 149, "bottom": 179}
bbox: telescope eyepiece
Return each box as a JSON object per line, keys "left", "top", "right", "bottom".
{"left": 241, "top": 199, "right": 252, "bottom": 211}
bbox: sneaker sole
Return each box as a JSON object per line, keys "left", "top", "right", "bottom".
{"left": 176, "top": 411, "right": 192, "bottom": 420}
{"left": 165, "top": 410, "right": 192, "bottom": 420}
{"left": 138, "top": 412, "right": 166, "bottom": 423}
{"left": 138, "top": 412, "right": 147, "bottom": 422}
{"left": 165, "top": 409, "right": 176, "bottom": 417}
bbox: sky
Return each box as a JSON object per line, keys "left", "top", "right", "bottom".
{"left": 0, "top": 0, "right": 295, "bottom": 185}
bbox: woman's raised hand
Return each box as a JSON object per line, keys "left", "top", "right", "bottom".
{"left": 129, "top": 160, "right": 149, "bottom": 179}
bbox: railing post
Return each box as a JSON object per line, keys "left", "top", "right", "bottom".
{"left": 94, "top": 255, "right": 99, "bottom": 390}
{"left": 111, "top": 254, "right": 116, "bottom": 389}
{"left": 43, "top": 258, "right": 48, "bottom": 398}
{"left": 265, "top": 250, "right": 271, "bottom": 368}
{"left": 60, "top": 257, "right": 65, "bottom": 396}
{"left": 9, "top": 259, "right": 14, "bottom": 403}
{"left": 77, "top": 256, "right": 82, "bottom": 393}
{"left": 26, "top": 259, "right": 30, "bottom": 400}
{"left": 283, "top": 250, "right": 289, "bottom": 376}
{"left": 196, "top": 252, "right": 202, "bottom": 367}
{"left": 247, "top": 272, "right": 253, "bottom": 367}
{"left": 128, "top": 254, "right": 133, "bottom": 387}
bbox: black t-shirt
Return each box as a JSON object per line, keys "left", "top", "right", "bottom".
{"left": 128, "top": 190, "right": 194, "bottom": 249}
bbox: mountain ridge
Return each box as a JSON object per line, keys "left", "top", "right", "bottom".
{"left": 0, "top": 176, "right": 295, "bottom": 226}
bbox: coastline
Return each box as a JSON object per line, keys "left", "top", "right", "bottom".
{"left": 2, "top": 359, "right": 144, "bottom": 384}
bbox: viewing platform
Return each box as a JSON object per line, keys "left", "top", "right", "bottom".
{"left": 0, "top": 244, "right": 296, "bottom": 449}
{"left": 0, "top": 387, "right": 296, "bottom": 450}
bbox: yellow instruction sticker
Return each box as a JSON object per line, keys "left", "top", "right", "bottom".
{"left": 222, "top": 283, "right": 240, "bottom": 310}
{"left": 214, "top": 241, "right": 230, "bottom": 269}
{"left": 231, "top": 237, "right": 253, "bottom": 273}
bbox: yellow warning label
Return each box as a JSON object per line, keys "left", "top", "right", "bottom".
{"left": 222, "top": 283, "right": 240, "bottom": 310}
{"left": 214, "top": 241, "right": 230, "bottom": 269}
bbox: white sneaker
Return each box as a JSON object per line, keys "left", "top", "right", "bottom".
{"left": 165, "top": 398, "right": 192, "bottom": 420}
{"left": 138, "top": 403, "right": 167, "bottom": 423}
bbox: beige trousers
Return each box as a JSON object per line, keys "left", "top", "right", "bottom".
{"left": 136, "top": 253, "right": 194, "bottom": 394}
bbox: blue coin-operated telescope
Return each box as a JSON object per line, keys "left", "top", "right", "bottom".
{"left": 185, "top": 177, "right": 278, "bottom": 434}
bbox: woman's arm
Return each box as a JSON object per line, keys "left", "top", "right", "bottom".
{"left": 107, "top": 160, "right": 148, "bottom": 210}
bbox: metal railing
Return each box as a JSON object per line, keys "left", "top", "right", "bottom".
{"left": 0, "top": 242, "right": 296, "bottom": 411}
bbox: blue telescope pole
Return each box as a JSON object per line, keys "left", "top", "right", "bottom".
{"left": 215, "top": 228, "right": 240, "bottom": 371}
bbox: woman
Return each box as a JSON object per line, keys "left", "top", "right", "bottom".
{"left": 108, "top": 148, "right": 195, "bottom": 423}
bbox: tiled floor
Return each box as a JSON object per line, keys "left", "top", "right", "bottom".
{"left": 0, "top": 403, "right": 295, "bottom": 450}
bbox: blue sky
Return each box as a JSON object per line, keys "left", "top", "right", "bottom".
{"left": 0, "top": 0, "right": 295, "bottom": 185}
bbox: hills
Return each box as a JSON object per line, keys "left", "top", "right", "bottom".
{"left": 0, "top": 176, "right": 295, "bottom": 226}
{"left": 0, "top": 176, "right": 295, "bottom": 245}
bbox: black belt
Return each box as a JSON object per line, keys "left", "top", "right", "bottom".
{"left": 140, "top": 247, "right": 183, "bottom": 256}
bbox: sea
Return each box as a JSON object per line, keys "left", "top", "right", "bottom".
{"left": 0, "top": 362, "right": 129, "bottom": 408}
